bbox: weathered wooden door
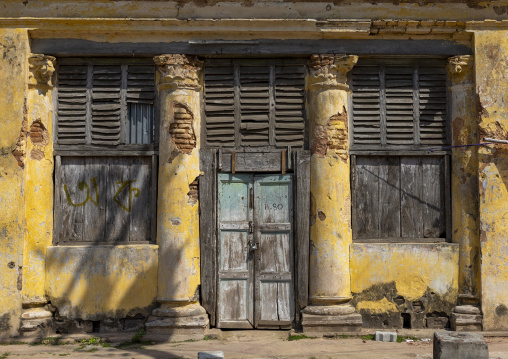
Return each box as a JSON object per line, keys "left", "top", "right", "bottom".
{"left": 217, "top": 173, "right": 294, "bottom": 329}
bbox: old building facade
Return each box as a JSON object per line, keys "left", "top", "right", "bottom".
{"left": 1, "top": 0, "right": 508, "bottom": 337}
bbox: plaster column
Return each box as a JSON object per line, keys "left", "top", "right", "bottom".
{"left": 20, "top": 54, "right": 56, "bottom": 336}
{"left": 447, "top": 55, "right": 482, "bottom": 331}
{"left": 302, "top": 54, "right": 362, "bottom": 332}
{"left": 146, "top": 55, "right": 208, "bottom": 335}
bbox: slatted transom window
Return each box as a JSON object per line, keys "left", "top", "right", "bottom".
{"left": 57, "top": 59, "right": 156, "bottom": 147}
{"left": 352, "top": 59, "right": 449, "bottom": 149}
{"left": 204, "top": 59, "right": 306, "bottom": 148}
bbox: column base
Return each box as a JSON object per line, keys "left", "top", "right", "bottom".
{"left": 20, "top": 306, "right": 54, "bottom": 338}
{"left": 450, "top": 305, "right": 482, "bottom": 331}
{"left": 301, "top": 305, "right": 363, "bottom": 333}
{"left": 146, "top": 303, "right": 209, "bottom": 335}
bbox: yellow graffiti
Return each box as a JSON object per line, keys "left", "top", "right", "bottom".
{"left": 113, "top": 180, "right": 140, "bottom": 212}
{"left": 64, "top": 177, "right": 99, "bottom": 207}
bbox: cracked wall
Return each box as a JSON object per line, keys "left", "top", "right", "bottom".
{"left": 157, "top": 78, "right": 202, "bottom": 302}
{"left": 351, "top": 243, "right": 459, "bottom": 329}
{"left": 475, "top": 30, "right": 508, "bottom": 331}
{"left": 0, "top": 29, "right": 29, "bottom": 338}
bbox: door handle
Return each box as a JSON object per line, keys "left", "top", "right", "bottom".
{"left": 248, "top": 221, "right": 253, "bottom": 234}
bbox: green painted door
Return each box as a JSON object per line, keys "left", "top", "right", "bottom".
{"left": 217, "top": 173, "right": 294, "bottom": 329}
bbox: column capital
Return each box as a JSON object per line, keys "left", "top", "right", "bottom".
{"left": 28, "top": 54, "right": 56, "bottom": 88}
{"left": 154, "top": 54, "right": 203, "bottom": 91}
{"left": 448, "top": 55, "right": 474, "bottom": 86}
{"left": 307, "top": 54, "right": 358, "bottom": 89}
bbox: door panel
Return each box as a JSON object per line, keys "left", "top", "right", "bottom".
{"left": 254, "top": 174, "right": 294, "bottom": 329}
{"left": 217, "top": 173, "right": 254, "bottom": 328}
{"left": 217, "top": 173, "right": 294, "bottom": 329}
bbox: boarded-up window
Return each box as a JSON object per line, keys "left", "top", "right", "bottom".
{"left": 204, "top": 59, "right": 306, "bottom": 148}
{"left": 351, "top": 59, "right": 450, "bottom": 242}
{"left": 55, "top": 59, "right": 157, "bottom": 244}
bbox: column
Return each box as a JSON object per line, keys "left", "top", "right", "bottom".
{"left": 20, "top": 54, "right": 56, "bottom": 336}
{"left": 447, "top": 55, "right": 482, "bottom": 331}
{"left": 146, "top": 55, "right": 208, "bottom": 335}
{"left": 302, "top": 54, "right": 362, "bottom": 332}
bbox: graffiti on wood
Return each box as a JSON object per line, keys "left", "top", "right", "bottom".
{"left": 64, "top": 178, "right": 141, "bottom": 212}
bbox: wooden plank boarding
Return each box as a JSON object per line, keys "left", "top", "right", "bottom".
{"left": 216, "top": 173, "right": 254, "bottom": 328}
{"left": 254, "top": 174, "right": 294, "bottom": 328}
{"left": 295, "top": 150, "right": 310, "bottom": 325}
{"left": 199, "top": 149, "right": 217, "bottom": 326}
{"left": 57, "top": 156, "right": 153, "bottom": 243}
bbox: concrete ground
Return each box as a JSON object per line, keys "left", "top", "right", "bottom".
{"left": 1, "top": 330, "right": 508, "bottom": 359}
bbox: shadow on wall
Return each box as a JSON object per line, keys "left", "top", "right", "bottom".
{"left": 44, "top": 153, "right": 189, "bottom": 341}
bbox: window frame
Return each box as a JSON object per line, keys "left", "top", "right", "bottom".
{"left": 349, "top": 57, "right": 451, "bottom": 244}
{"left": 53, "top": 57, "right": 158, "bottom": 245}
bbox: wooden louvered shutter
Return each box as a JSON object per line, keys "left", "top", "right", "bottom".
{"left": 239, "top": 65, "right": 271, "bottom": 146}
{"left": 204, "top": 59, "right": 305, "bottom": 149}
{"left": 274, "top": 64, "right": 305, "bottom": 147}
{"left": 204, "top": 61, "right": 236, "bottom": 147}
{"left": 352, "top": 59, "right": 448, "bottom": 150}
{"left": 57, "top": 65, "right": 88, "bottom": 145}
{"left": 351, "top": 66, "right": 382, "bottom": 146}
{"left": 419, "top": 65, "right": 447, "bottom": 145}
{"left": 126, "top": 65, "right": 156, "bottom": 144}
{"left": 57, "top": 60, "right": 156, "bottom": 148}
{"left": 91, "top": 65, "right": 122, "bottom": 145}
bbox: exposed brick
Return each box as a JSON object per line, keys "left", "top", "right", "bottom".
{"left": 169, "top": 102, "right": 197, "bottom": 155}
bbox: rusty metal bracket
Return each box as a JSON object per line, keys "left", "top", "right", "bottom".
{"left": 232, "top": 152, "right": 236, "bottom": 174}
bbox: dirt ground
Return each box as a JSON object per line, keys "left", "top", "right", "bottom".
{"left": 1, "top": 330, "right": 508, "bottom": 359}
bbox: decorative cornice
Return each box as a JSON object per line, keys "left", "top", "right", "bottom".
{"left": 154, "top": 54, "right": 203, "bottom": 90}
{"left": 448, "top": 55, "right": 474, "bottom": 86}
{"left": 28, "top": 54, "right": 56, "bottom": 88}
{"left": 307, "top": 54, "right": 358, "bottom": 89}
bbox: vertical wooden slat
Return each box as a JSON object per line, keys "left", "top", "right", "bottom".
{"left": 54, "top": 155, "right": 62, "bottom": 244}
{"left": 83, "top": 157, "right": 106, "bottom": 242}
{"left": 444, "top": 154, "right": 452, "bottom": 240}
{"left": 60, "top": 157, "right": 85, "bottom": 242}
{"left": 379, "top": 156, "right": 401, "bottom": 238}
{"left": 233, "top": 64, "right": 241, "bottom": 148}
{"left": 351, "top": 154, "right": 358, "bottom": 239}
{"left": 151, "top": 154, "right": 157, "bottom": 243}
{"left": 120, "top": 64, "right": 128, "bottom": 144}
{"left": 85, "top": 63, "right": 93, "bottom": 145}
{"left": 199, "top": 148, "right": 217, "bottom": 326}
{"left": 422, "top": 156, "right": 445, "bottom": 238}
{"left": 129, "top": 157, "right": 151, "bottom": 241}
{"left": 105, "top": 157, "right": 130, "bottom": 241}
{"left": 268, "top": 64, "right": 276, "bottom": 146}
{"left": 413, "top": 64, "right": 420, "bottom": 146}
{"left": 379, "top": 64, "right": 387, "bottom": 146}
{"left": 400, "top": 157, "right": 423, "bottom": 238}
{"left": 355, "top": 157, "right": 380, "bottom": 238}
{"left": 295, "top": 150, "right": 310, "bottom": 323}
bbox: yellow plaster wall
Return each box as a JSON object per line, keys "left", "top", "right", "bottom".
{"left": 351, "top": 243, "right": 459, "bottom": 311}
{"left": 45, "top": 245, "right": 158, "bottom": 319}
{"left": 475, "top": 30, "right": 508, "bottom": 331}
{"left": 22, "top": 80, "right": 54, "bottom": 304}
{"left": 308, "top": 83, "right": 352, "bottom": 300}
{"left": 0, "top": 28, "right": 29, "bottom": 337}
{"left": 157, "top": 88, "right": 201, "bottom": 302}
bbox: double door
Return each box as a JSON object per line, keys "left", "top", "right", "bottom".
{"left": 216, "top": 173, "right": 294, "bottom": 329}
